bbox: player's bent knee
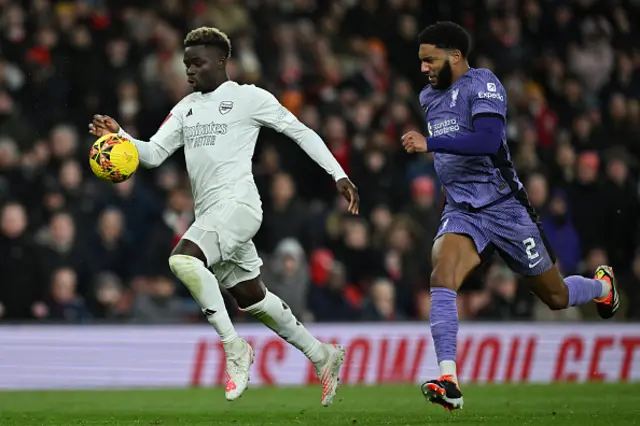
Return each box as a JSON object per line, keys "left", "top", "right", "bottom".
{"left": 171, "top": 238, "right": 207, "bottom": 262}
{"left": 168, "top": 254, "right": 201, "bottom": 277}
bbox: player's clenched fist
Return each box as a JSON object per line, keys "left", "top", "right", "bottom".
{"left": 401, "top": 130, "right": 428, "bottom": 153}
{"left": 88, "top": 114, "right": 121, "bottom": 137}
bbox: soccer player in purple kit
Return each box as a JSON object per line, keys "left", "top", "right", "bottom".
{"left": 401, "top": 22, "right": 620, "bottom": 411}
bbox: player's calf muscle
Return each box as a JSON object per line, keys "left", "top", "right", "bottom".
{"left": 544, "top": 292, "right": 569, "bottom": 310}
{"left": 227, "top": 277, "right": 266, "bottom": 308}
{"left": 526, "top": 267, "right": 569, "bottom": 310}
{"left": 540, "top": 286, "right": 569, "bottom": 310}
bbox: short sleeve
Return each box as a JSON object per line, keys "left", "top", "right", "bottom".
{"left": 470, "top": 72, "right": 507, "bottom": 119}
{"left": 250, "top": 87, "right": 297, "bottom": 132}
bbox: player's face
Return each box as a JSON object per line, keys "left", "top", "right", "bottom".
{"left": 419, "top": 44, "right": 454, "bottom": 90}
{"left": 183, "top": 45, "right": 225, "bottom": 93}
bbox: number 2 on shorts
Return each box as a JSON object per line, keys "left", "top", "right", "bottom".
{"left": 522, "top": 237, "right": 540, "bottom": 260}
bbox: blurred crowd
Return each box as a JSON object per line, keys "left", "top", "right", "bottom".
{"left": 1, "top": 0, "right": 639, "bottom": 324}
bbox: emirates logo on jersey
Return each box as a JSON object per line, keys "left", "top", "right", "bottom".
{"left": 219, "top": 101, "right": 233, "bottom": 115}
{"left": 184, "top": 121, "right": 228, "bottom": 148}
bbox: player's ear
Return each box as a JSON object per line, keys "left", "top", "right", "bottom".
{"left": 450, "top": 49, "right": 463, "bottom": 65}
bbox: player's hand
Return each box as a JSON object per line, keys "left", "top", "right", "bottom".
{"left": 89, "top": 114, "right": 120, "bottom": 137}
{"left": 336, "top": 178, "right": 359, "bottom": 215}
{"left": 401, "top": 130, "right": 428, "bottom": 153}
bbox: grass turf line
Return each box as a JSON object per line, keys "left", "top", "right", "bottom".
{"left": 0, "top": 383, "right": 637, "bottom": 425}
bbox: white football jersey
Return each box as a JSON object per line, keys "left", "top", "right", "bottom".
{"left": 122, "top": 81, "right": 346, "bottom": 219}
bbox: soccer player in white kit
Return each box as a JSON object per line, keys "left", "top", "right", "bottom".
{"left": 89, "top": 27, "right": 360, "bottom": 406}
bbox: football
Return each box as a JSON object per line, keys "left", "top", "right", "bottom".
{"left": 89, "top": 133, "right": 139, "bottom": 183}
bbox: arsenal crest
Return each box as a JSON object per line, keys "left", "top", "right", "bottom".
{"left": 219, "top": 101, "right": 233, "bottom": 115}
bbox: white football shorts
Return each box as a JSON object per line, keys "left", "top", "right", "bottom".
{"left": 181, "top": 201, "right": 263, "bottom": 289}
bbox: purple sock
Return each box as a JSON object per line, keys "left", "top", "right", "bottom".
{"left": 430, "top": 287, "right": 459, "bottom": 364}
{"left": 565, "top": 275, "right": 605, "bottom": 306}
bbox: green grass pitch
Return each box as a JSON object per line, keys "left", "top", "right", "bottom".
{"left": 0, "top": 383, "right": 637, "bottom": 425}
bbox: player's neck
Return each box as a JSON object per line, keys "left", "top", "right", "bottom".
{"left": 201, "top": 77, "right": 231, "bottom": 94}
{"left": 451, "top": 63, "right": 470, "bottom": 84}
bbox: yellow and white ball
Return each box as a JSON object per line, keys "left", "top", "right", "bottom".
{"left": 89, "top": 133, "right": 139, "bottom": 183}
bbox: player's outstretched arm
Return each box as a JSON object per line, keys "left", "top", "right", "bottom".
{"left": 282, "top": 121, "right": 359, "bottom": 214}
{"left": 251, "top": 87, "right": 359, "bottom": 214}
{"left": 89, "top": 113, "right": 183, "bottom": 168}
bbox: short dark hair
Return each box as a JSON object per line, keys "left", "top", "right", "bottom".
{"left": 184, "top": 27, "right": 232, "bottom": 58}
{"left": 418, "top": 21, "right": 472, "bottom": 57}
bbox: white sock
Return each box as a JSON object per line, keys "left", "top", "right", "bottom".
{"left": 439, "top": 360, "right": 458, "bottom": 383}
{"left": 168, "top": 255, "right": 238, "bottom": 344}
{"left": 598, "top": 280, "right": 611, "bottom": 299}
{"left": 242, "top": 291, "right": 324, "bottom": 364}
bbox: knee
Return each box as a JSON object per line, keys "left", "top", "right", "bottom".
{"left": 168, "top": 254, "right": 201, "bottom": 276}
{"left": 228, "top": 277, "right": 265, "bottom": 309}
{"left": 171, "top": 239, "right": 208, "bottom": 264}
{"left": 544, "top": 289, "right": 569, "bottom": 310}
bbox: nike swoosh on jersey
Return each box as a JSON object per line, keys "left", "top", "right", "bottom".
{"left": 529, "top": 259, "right": 543, "bottom": 268}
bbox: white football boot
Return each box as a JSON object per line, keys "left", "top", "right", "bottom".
{"left": 315, "top": 343, "right": 346, "bottom": 407}
{"left": 223, "top": 338, "right": 254, "bottom": 401}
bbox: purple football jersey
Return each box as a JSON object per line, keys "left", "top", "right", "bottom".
{"left": 420, "top": 68, "right": 522, "bottom": 209}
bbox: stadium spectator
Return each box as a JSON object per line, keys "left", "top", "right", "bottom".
{"left": 130, "top": 275, "right": 185, "bottom": 324}
{"left": 308, "top": 257, "right": 361, "bottom": 322}
{"left": 89, "top": 271, "right": 130, "bottom": 321}
{"left": 361, "top": 277, "right": 406, "bottom": 321}
{"left": 0, "top": 202, "right": 46, "bottom": 320}
{"left": 89, "top": 207, "right": 135, "bottom": 282}
{"left": 475, "top": 264, "right": 532, "bottom": 321}
{"left": 541, "top": 189, "right": 581, "bottom": 276}
{"left": 47, "top": 267, "right": 91, "bottom": 323}
{"left": 262, "top": 238, "right": 311, "bottom": 320}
